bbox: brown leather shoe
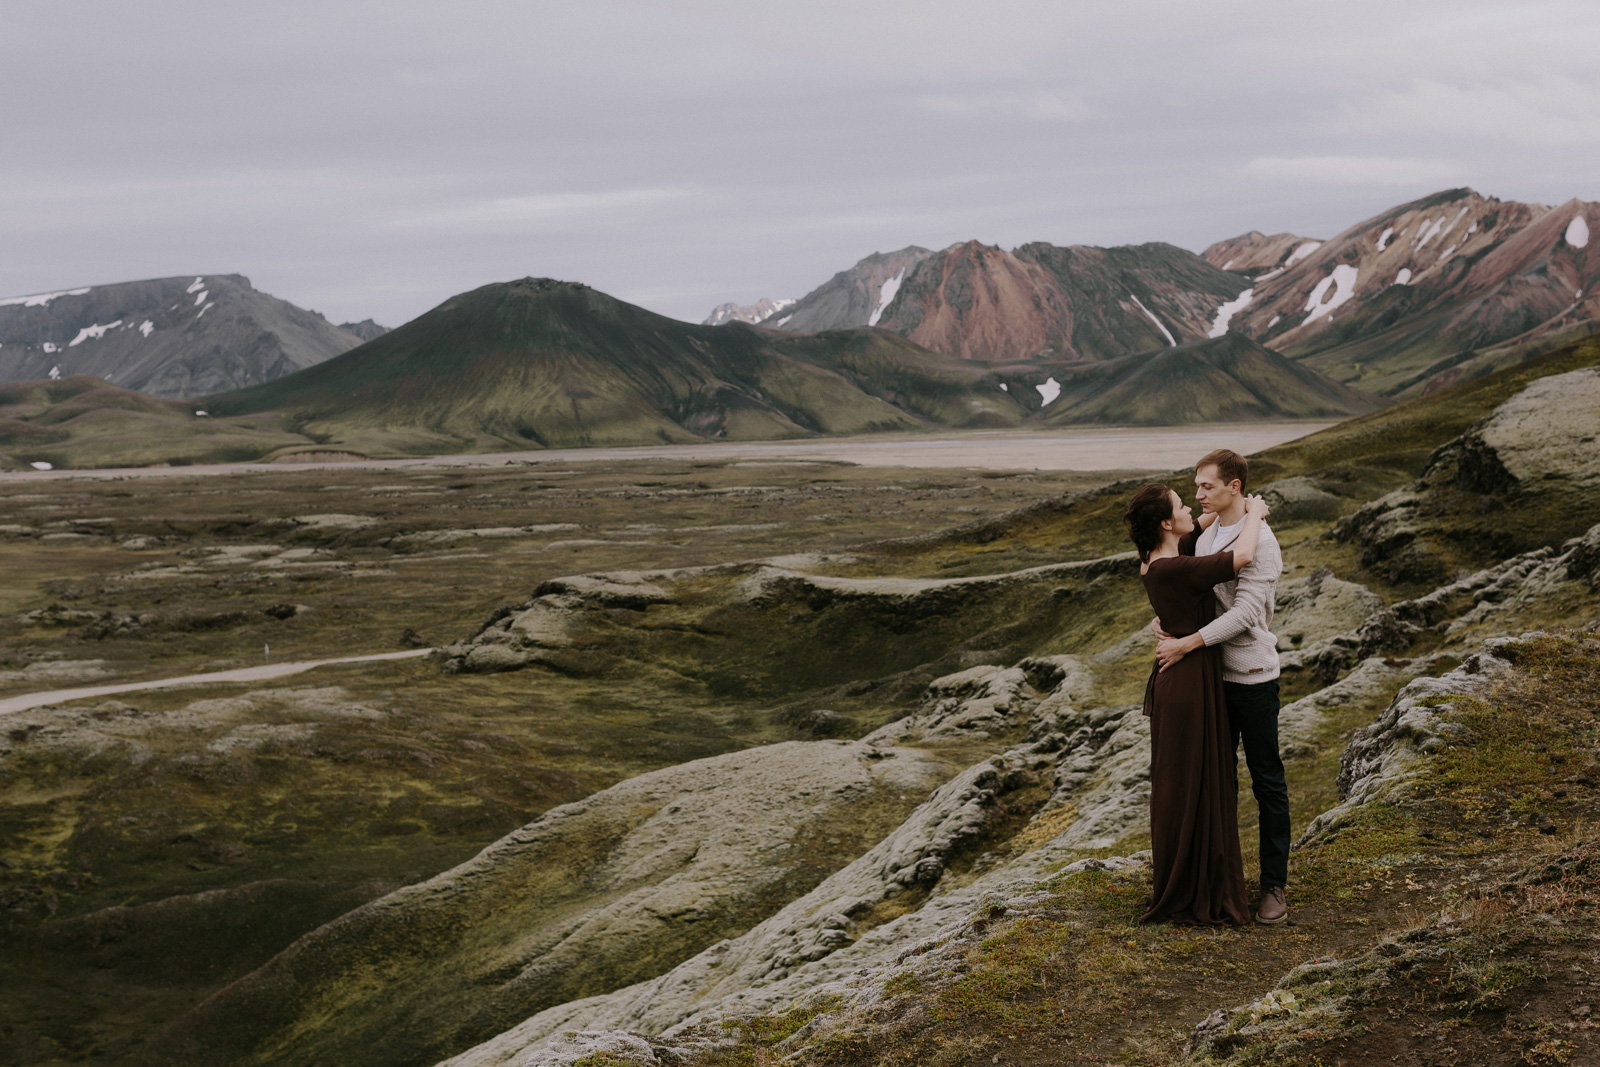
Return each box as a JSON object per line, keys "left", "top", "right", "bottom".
{"left": 1256, "top": 886, "right": 1288, "bottom": 925}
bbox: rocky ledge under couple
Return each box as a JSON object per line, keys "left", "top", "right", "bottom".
{"left": 1125, "top": 448, "right": 1290, "bottom": 927}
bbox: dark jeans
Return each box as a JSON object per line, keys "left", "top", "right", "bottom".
{"left": 1223, "top": 678, "right": 1290, "bottom": 890}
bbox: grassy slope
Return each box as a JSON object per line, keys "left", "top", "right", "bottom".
{"left": 1036, "top": 335, "right": 1383, "bottom": 426}
{"left": 0, "top": 378, "right": 307, "bottom": 470}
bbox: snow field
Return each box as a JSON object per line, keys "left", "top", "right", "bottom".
{"left": 868, "top": 270, "right": 904, "bottom": 327}
{"left": 1129, "top": 294, "right": 1175, "bottom": 346}
{"left": 0, "top": 287, "right": 91, "bottom": 309}
{"left": 1207, "top": 288, "right": 1254, "bottom": 338}
{"left": 68, "top": 321, "right": 123, "bottom": 347}
{"left": 1304, "top": 264, "right": 1359, "bottom": 323}
{"left": 1567, "top": 216, "right": 1590, "bottom": 250}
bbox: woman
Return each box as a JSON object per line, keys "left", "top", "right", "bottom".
{"left": 1123, "top": 483, "right": 1268, "bottom": 926}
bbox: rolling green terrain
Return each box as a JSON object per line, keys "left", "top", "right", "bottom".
{"left": 2, "top": 337, "right": 1596, "bottom": 1066}
{"left": 1017, "top": 334, "right": 1384, "bottom": 425}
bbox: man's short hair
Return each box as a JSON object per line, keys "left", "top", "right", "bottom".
{"left": 1196, "top": 448, "right": 1248, "bottom": 492}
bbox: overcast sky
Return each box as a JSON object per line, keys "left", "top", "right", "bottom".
{"left": 5, "top": 1, "right": 1600, "bottom": 327}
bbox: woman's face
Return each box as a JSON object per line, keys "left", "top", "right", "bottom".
{"left": 1165, "top": 489, "right": 1195, "bottom": 537}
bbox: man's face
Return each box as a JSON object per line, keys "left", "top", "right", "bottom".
{"left": 1194, "top": 464, "right": 1240, "bottom": 515}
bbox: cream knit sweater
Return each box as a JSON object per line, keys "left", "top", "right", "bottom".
{"left": 1196, "top": 517, "right": 1282, "bottom": 684}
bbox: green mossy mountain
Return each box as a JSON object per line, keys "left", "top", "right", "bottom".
{"left": 1021, "top": 334, "right": 1383, "bottom": 425}
{"left": 205, "top": 278, "right": 1029, "bottom": 453}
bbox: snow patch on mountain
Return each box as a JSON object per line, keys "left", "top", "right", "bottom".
{"left": 868, "top": 270, "right": 905, "bottom": 327}
{"left": 0, "top": 287, "right": 91, "bottom": 309}
{"left": 1414, "top": 217, "right": 1445, "bottom": 249}
{"left": 139, "top": 320, "right": 155, "bottom": 337}
{"left": 68, "top": 321, "right": 122, "bottom": 347}
{"left": 1377, "top": 227, "right": 1394, "bottom": 251}
{"left": 1035, "top": 377, "right": 1061, "bottom": 406}
{"left": 1208, "top": 288, "right": 1254, "bottom": 338}
{"left": 193, "top": 290, "right": 208, "bottom": 306}
{"left": 186, "top": 277, "right": 206, "bottom": 294}
{"left": 1394, "top": 268, "right": 1412, "bottom": 286}
{"left": 1304, "top": 265, "right": 1359, "bottom": 324}
{"left": 1285, "top": 241, "right": 1322, "bottom": 268}
{"left": 1567, "top": 216, "right": 1591, "bottom": 249}
{"left": 1129, "top": 295, "right": 1175, "bottom": 346}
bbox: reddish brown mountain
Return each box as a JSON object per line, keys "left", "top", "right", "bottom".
{"left": 872, "top": 239, "right": 1250, "bottom": 363}
{"left": 1212, "top": 188, "right": 1600, "bottom": 396}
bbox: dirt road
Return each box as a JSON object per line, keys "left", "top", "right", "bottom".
{"left": 0, "top": 648, "right": 432, "bottom": 715}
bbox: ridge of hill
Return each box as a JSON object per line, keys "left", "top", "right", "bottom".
{"left": 1216, "top": 187, "right": 1600, "bottom": 397}
{"left": 0, "top": 275, "right": 371, "bottom": 398}
{"left": 1202, "top": 230, "right": 1325, "bottom": 277}
{"left": 873, "top": 239, "right": 1251, "bottom": 362}
{"left": 204, "top": 277, "right": 1030, "bottom": 455}
{"left": 768, "top": 247, "right": 935, "bottom": 333}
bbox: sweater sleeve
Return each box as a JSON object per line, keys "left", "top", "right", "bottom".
{"left": 1198, "top": 525, "right": 1281, "bottom": 648}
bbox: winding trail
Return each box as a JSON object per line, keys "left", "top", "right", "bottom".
{"left": 0, "top": 648, "right": 432, "bottom": 716}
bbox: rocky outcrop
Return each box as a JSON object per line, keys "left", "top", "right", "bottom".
{"left": 158, "top": 738, "right": 957, "bottom": 1067}
{"left": 1301, "top": 641, "right": 1518, "bottom": 844}
{"left": 1473, "top": 366, "right": 1600, "bottom": 488}
{"left": 1335, "top": 368, "right": 1600, "bottom": 582}
{"left": 437, "top": 572, "right": 678, "bottom": 673}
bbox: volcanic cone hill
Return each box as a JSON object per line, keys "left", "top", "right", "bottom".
{"left": 1024, "top": 334, "right": 1384, "bottom": 426}
{"left": 0, "top": 274, "right": 372, "bottom": 398}
{"left": 0, "top": 376, "right": 306, "bottom": 470}
{"left": 205, "top": 277, "right": 1029, "bottom": 453}
{"left": 871, "top": 239, "right": 1251, "bottom": 362}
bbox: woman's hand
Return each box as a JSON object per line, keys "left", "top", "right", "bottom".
{"left": 1244, "top": 494, "right": 1271, "bottom": 519}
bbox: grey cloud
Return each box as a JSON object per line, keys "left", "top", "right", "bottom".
{"left": 2, "top": 0, "right": 1599, "bottom": 326}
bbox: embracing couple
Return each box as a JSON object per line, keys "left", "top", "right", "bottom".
{"left": 1124, "top": 448, "right": 1290, "bottom": 928}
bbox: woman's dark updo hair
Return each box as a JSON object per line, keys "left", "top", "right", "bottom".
{"left": 1124, "top": 483, "right": 1175, "bottom": 562}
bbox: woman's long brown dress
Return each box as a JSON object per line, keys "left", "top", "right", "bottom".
{"left": 1138, "top": 528, "right": 1250, "bottom": 926}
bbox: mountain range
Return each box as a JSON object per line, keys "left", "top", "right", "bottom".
{"left": 1207, "top": 187, "right": 1600, "bottom": 396}
{"left": 0, "top": 275, "right": 382, "bottom": 398}
{"left": 4, "top": 186, "right": 1598, "bottom": 468}
{"left": 707, "top": 187, "right": 1600, "bottom": 400}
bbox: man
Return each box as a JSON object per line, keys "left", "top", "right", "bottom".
{"left": 1151, "top": 448, "right": 1290, "bottom": 925}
